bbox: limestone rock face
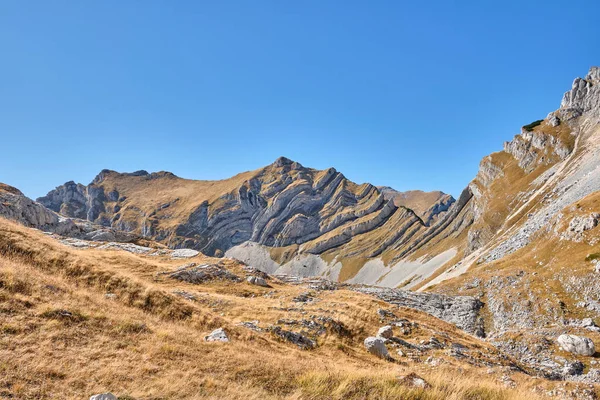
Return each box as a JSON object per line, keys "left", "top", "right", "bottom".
{"left": 0, "top": 183, "right": 138, "bottom": 243}
{"left": 560, "top": 66, "right": 600, "bottom": 121}
{"left": 0, "top": 185, "right": 78, "bottom": 235}
{"left": 38, "top": 159, "right": 461, "bottom": 260}
{"left": 355, "top": 286, "right": 484, "bottom": 336}
{"left": 557, "top": 334, "right": 595, "bottom": 356}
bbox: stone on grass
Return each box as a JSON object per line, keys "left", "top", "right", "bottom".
{"left": 205, "top": 328, "right": 229, "bottom": 342}
{"left": 247, "top": 275, "right": 269, "bottom": 287}
{"left": 397, "top": 373, "right": 430, "bottom": 389}
{"left": 377, "top": 325, "right": 393, "bottom": 339}
{"left": 89, "top": 394, "right": 117, "bottom": 400}
{"left": 364, "top": 337, "right": 390, "bottom": 359}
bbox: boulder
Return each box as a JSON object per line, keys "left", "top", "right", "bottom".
{"left": 364, "top": 337, "right": 390, "bottom": 359}
{"left": 397, "top": 373, "right": 430, "bottom": 389}
{"left": 205, "top": 328, "right": 229, "bottom": 342}
{"left": 558, "top": 334, "right": 595, "bottom": 356}
{"left": 89, "top": 394, "right": 117, "bottom": 400}
{"left": 376, "top": 325, "right": 393, "bottom": 339}
{"left": 247, "top": 276, "right": 269, "bottom": 287}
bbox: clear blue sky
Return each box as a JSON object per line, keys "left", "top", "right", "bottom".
{"left": 1, "top": 1, "right": 598, "bottom": 199}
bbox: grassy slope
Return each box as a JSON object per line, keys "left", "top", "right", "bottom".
{"left": 0, "top": 218, "right": 566, "bottom": 400}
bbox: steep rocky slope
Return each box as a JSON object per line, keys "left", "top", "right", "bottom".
{"left": 0, "top": 182, "right": 137, "bottom": 242}
{"left": 378, "top": 187, "right": 455, "bottom": 225}
{"left": 413, "top": 67, "right": 600, "bottom": 373}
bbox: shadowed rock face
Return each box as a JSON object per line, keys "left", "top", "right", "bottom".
{"left": 37, "top": 157, "right": 457, "bottom": 258}
{"left": 0, "top": 184, "right": 136, "bottom": 243}
{"left": 0, "top": 184, "right": 77, "bottom": 234}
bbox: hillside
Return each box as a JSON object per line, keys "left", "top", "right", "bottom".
{"left": 0, "top": 216, "right": 569, "bottom": 400}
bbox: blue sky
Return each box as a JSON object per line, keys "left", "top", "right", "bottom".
{"left": 1, "top": 1, "right": 598, "bottom": 199}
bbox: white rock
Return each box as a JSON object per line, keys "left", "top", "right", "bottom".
{"left": 247, "top": 276, "right": 269, "bottom": 287}
{"left": 558, "top": 334, "right": 595, "bottom": 356}
{"left": 582, "top": 318, "right": 596, "bottom": 327}
{"left": 171, "top": 249, "right": 200, "bottom": 259}
{"left": 364, "top": 337, "right": 389, "bottom": 359}
{"left": 89, "top": 394, "right": 117, "bottom": 400}
{"left": 205, "top": 328, "right": 229, "bottom": 342}
{"left": 376, "top": 325, "right": 393, "bottom": 339}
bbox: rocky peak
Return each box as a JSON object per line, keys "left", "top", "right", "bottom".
{"left": 560, "top": 66, "right": 600, "bottom": 119}
{"left": 92, "top": 169, "right": 151, "bottom": 185}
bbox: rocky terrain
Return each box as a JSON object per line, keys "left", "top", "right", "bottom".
{"left": 1, "top": 216, "right": 599, "bottom": 399}
{"left": 2, "top": 67, "right": 600, "bottom": 399}
{"left": 0, "top": 183, "right": 137, "bottom": 243}
{"left": 36, "top": 156, "right": 467, "bottom": 288}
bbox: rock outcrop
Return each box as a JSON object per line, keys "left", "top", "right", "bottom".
{"left": 354, "top": 286, "right": 484, "bottom": 336}
{"left": 205, "top": 328, "right": 230, "bottom": 343}
{"left": 0, "top": 183, "right": 136, "bottom": 242}
{"left": 89, "top": 394, "right": 117, "bottom": 400}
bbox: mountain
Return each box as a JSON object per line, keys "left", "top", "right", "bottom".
{"left": 0, "top": 181, "right": 137, "bottom": 242}
{"left": 3, "top": 67, "right": 600, "bottom": 398}
{"left": 37, "top": 157, "right": 467, "bottom": 288}
{"left": 34, "top": 68, "right": 600, "bottom": 296}
{"left": 377, "top": 187, "right": 455, "bottom": 225}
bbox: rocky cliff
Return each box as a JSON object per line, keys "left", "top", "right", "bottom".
{"left": 0, "top": 183, "right": 137, "bottom": 242}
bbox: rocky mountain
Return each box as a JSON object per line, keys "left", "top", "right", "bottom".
{"left": 37, "top": 156, "right": 469, "bottom": 288}
{"left": 416, "top": 66, "right": 600, "bottom": 371}
{"left": 33, "top": 68, "right": 600, "bottom": 295}
{"left": 3, "top": 67, "right": 600, "bottom": 398}
{"left": 0, "top": 182, "right": 137, "bottom": 242}
{"left": 377, "top": 187, "right": 455, "bottom": 225}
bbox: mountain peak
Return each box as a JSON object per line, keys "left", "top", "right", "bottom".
{"left": 272, "top": 156, "right": 294, "bottom": 167}
{"left": 560, "top": 66, "right": 600, "bottom": 116}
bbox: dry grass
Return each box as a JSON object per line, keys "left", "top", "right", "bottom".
{"left": 0, "top": 218, "right": 568, "bottom": 399}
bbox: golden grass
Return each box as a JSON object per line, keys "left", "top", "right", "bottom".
{"left": 0, "top": 218, "right": 573, "bottom": 399}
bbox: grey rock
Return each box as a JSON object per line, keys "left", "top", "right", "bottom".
{"left": 557, "top": 334, "right": 595, "bottom": 356}
{"left": 205, "top": 328, "right": 229, "bottom": 342}
{"left": 397, "top": 373, "right": 430, "bottom": 389}
{"left": 562, "top": 360, "right": 584, "bottom": 376}
{"left": 364, "top": 336, "right": 390, "bottom": 359}
{"left": 354, "top": 286, "right": 484, "bottom": 336}
{"left": 89, "top": 394, "right": 117, "bottom": 400}
{"left": 247, "top": 275, "right": 269, "bottom": 287}
{"left": 162, "top": 263, "right": 241, "bottom": 284}
{"left": 376, "top": 325, "right": 393, "bottom": 339}
{"left": 270, "top": 326, "right": 316, "bottom": 349}
{"left": 171, "top": 248, "right": 199, "bottom": 259}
